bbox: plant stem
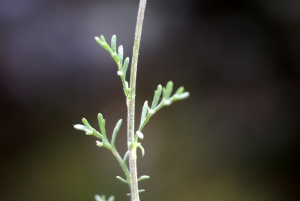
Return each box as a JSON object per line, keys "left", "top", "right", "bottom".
{"left": 127, "top": 0, "right": 147, "bottom": 201}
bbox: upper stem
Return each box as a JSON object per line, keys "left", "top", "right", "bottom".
{"left": 127, "top": 0, "right": 147, "bottom": 201}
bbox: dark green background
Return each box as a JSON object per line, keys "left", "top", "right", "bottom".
{"left": 1, "top": 0, "right": 299, "bottom": 200}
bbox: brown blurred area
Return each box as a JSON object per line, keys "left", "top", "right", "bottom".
{"left": 0, "top": 0, "right": 299, "bottom": 200}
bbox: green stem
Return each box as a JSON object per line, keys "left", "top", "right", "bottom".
{"left": 111, "top": 148, "right": 131, "bottom": 186}
{"left": 127, "top": 0, "right": 147, "bottom": 201}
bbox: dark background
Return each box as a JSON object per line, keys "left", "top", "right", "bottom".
{"left": 1, "top": 0, "right": 299, "bottom": 200}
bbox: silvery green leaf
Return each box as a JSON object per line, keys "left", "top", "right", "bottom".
{"left": 107, "top": 196, "right": 115, "bottom": 201}
{"left": 137, "top": 143, "right": 145, "bottom": 157}
{"left": 177, "top": 92, "right": 190, "bottom": 100}
{"left": 163, "top": 81, "right": 173, "bottom": 99}
{"left": 138, "top": 175, "right": 150, "bottom": 181}
{"left": 122, "top": 57, "right": 129, "bottom": 78}
{"left": 82, "top": 118, "right": 92, "bottom": 130}
{"left": 100, "top": 35, "right": 106, "bottom": 43}
{"left": 151, "top": 85, "right": 162, "bottom": 109}
{"left": 118, "top": 45, "right": 123, "bottom": 66}
{"left": 111, "top": 119, "right": 122, "bottom": 148}
{"left": 95, "top": 36, "right": 111, "bottom": 53}
{"left": 95, "top": 195, "right": 104, "bottom": 201}
{"left": 175, "top": 86, "right": 185, "bottom": 94}
{"left": 140, "top": 101, "right": 148, "bottom": 128}
{"left": 111, "top": 52, "right": 119, "bottom": 64}
{"left": 116, "top": 176, "right": 128, "bottom": 184}
{"left": 97, "top": 113, "right": 106, "bottom": 138}
{"left": 111, "top": 35, "right": 117, "bottom": 53}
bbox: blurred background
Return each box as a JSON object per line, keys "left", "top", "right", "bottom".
{"left": 0, "top": 0, "right": 299, "bottom": 200}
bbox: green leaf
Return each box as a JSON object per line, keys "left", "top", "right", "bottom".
{"left": 118, "top": 45, "right": 123, "bottom": 66}
{"left": 92, "top": 128, "right": 103, "bottom": 139}
{"left": 175, "top": 86, "right": 185, "bottom": 94}
{"left": 97, "top": 113, "right": 107, "bottom": 139}
{"left": 73, "top": 124, "right": 91, "bottom": 134}
{"left": 95, "top": 36, "right": 111, "bottom": 53}
{"left": 95, "top": 195, "right": 104, "bottom": 201}
{"left": 163, "top": 81, "right": 173, "bottom": 99}
{"left": 111, "top": 35, "right": 117, "bottom": 53}
{"left": 123, "top": 150, "right": 129, "bottom": 162}
{"left": 175, "top": 92, "right": 190, "bottom": 100}
{"left": 107, "top": 196, "right": 115, "bottom": 201}
{"left": 82, "top": 118, "right": 92, "bottom": 130}
{"left": 111, "top": 119, "right": 122, "bottom": 148}
{"left": 122, "top": 57, "right": 129, "bottom": 78}
{"left": 140, "top": 101, "right": 148, "bottom": 128}
{"left": 116, "top": 176, "right": 128, "bottom": 184}
{"left": 136, "top": 143, "right": 145, "bottom": 156}
{"left": 151, "top": 85, "right": 162, "bottom": 109}
{"left": 100, "top": 35, "right": 106, "bottom": 43}
{"left": 138, "top": 175, "right": 150, "bottom": 182}
{"left": 111, "top": 52, "right": 119, "bottom": 64}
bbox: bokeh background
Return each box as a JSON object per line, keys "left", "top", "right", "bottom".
{"left": 1, "top": 0, "right": 299, "bottom": 200}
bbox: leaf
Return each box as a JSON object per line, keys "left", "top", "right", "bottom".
{"left": 111, "top": 52, "right": 119, "bottom": 64}
{"left": 100, "top": 35, "right": 106, "bottom": 43}
{"left": 138, "top": 189, "right": 145, "bottom": 193}
{"left": 163, "top": 81, "right": 173, "bottom": 99}
{"left": 73, "top": 124, "right": 91, "bottom": 134}
{"left": 92, "top": 129, "right": 103, "bottom": 139}
{"left": 111, "top": 35, "right": 117, "bottom": 53}
{"left": 175, "top": 86, "right": 185, "bottom": 94}
{"left": 140, "top": 101, "right": 148, "bottom": 128}
{"left": 97, "top": 113, "right": 107, "bottom": 139}
{"left": 138, "top": 175, "right": 150, "bottom": 182}
{"left": 122, "top": 57, "right": 130, "bottom": 78}
{"left": 116, "top": 176, "right": 128, "bottom": 184}
{"left": 151, "top": 85, "right": 162, "bottom": 109}
{"left": 95, "top": 36, "right": 111, "bottom": 53}
{"left": 82, "top": 118, "right": 92, "bottom": 130}
{"left": 123, "top": 150, "right": 129, "bottom": 162}
{"left": 107, "top": 196, "right": 115, "bottom": 201}
{"left": 118, "top": 45, "right": 123, "bottom": 66}
{"left": 111, "top": 119, "right": 122, "bottom": 148}
{"left": 176, "top": 92, "right": 190, "bottom": 100}
{"left": 95, "top": 195, "right": 104, "bottom": 201}
{"left": 136, "top": 143, "right": 145, "bottom": 157}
